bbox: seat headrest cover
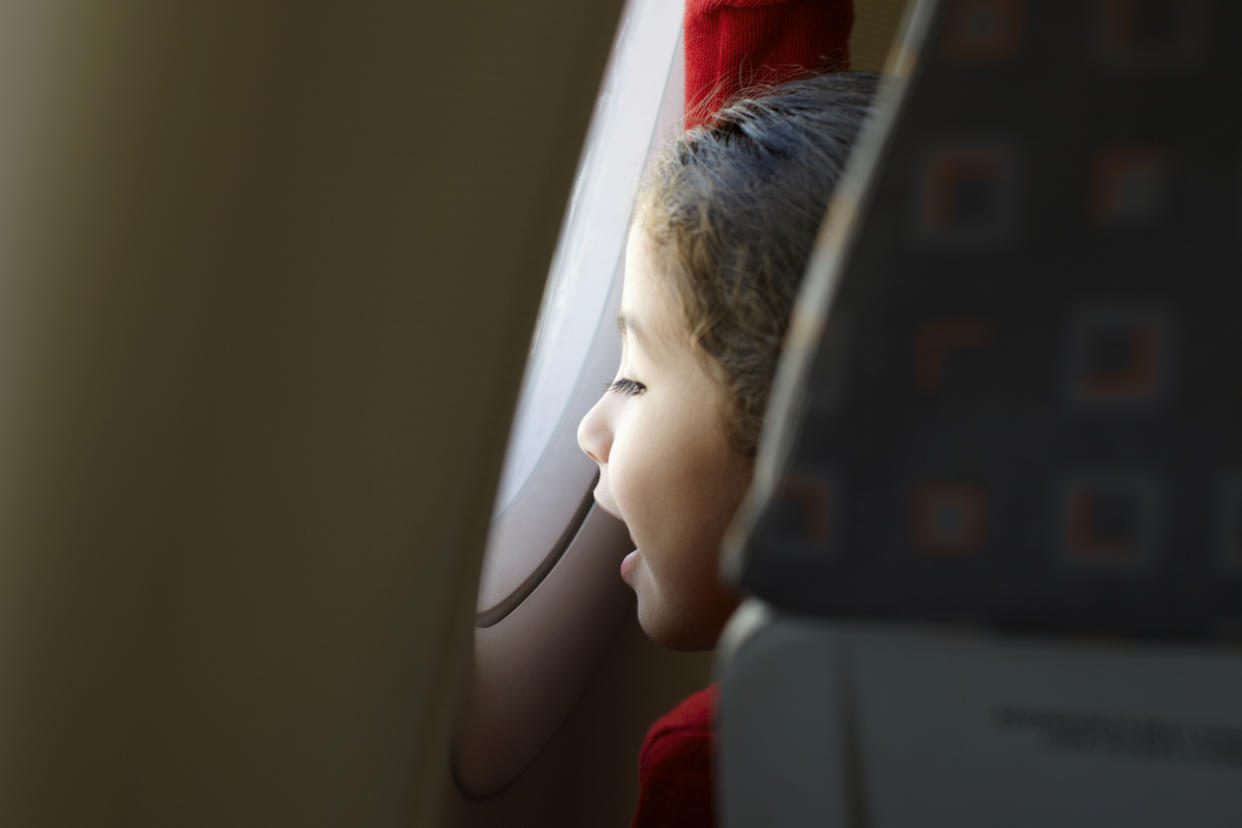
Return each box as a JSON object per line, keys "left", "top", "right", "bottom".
{"left": 736, "top": 0, "right": 1242, "bottom": 639}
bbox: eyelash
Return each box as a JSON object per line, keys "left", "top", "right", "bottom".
{"left": 607, "top": 377, "right": 646, "bottom": 396}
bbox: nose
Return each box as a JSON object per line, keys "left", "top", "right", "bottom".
{"left": 577, "top": 393, "right": 612, "bottom": 465}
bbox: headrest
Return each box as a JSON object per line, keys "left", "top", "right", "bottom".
{"left": 731, "top": 0, "right": 1242, "bottom": 639}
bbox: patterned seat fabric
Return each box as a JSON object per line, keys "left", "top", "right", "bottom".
{"left": 735, "top": 0, "right": 1242, "bottom": 639}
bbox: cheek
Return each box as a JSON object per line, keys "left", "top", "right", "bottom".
{"left": 605, "top": 428, "right": 662, "bottom": 534}
{"left": 604, "top": 411, "right": 695, "bottom": 555}
{"left": 614, "top": 422, "right": 746, "bottom": 556}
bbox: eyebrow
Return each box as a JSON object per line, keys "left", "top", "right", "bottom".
{"left": 616, "top": 313, "right": 649, "bottom": 350}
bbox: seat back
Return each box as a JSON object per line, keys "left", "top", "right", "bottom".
{"left": 717, "top": 0, "right": 1242, "bottom": 824}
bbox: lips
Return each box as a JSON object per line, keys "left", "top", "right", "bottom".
{"left": 620, "top": 549, "right": 641, "bottom": 581}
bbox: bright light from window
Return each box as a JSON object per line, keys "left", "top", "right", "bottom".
{"left": 493, "top": 0, "right": 684, "bottom": 516}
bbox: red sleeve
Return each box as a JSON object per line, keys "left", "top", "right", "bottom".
{"left": 631, "top": 685, "right": 718, "bottom": 828}
{"left": 684, "top": 0, "right": 855, "bottom": 128}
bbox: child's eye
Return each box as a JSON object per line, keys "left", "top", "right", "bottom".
{"left": 607, "top": 377, "right": 646, "bottom": 396}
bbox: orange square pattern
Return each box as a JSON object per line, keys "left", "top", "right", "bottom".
{"left": 912, "top": 482, "right": 987, "bottom": 555}
{"left": 942, "top": 0, "right": 1025, "bottom": 62}
{"left": 1091, "top": 149, "right": 1169, "bottom": 225}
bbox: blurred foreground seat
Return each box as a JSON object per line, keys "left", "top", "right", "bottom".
{"left": 717, "top": 1, "right": 1242, "bottom": 825}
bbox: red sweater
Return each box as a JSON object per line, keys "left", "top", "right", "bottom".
{"left": 632, "top": 685, "right": 718, "bottom": 828}
{"left": 630, "top": 2, "right": 854, "bottom": 826}
{"left": 683, "top": 0, "right": 854, "bottom": 129}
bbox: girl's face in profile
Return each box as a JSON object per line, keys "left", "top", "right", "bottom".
{"left": 577, "top": 221, "right": 751, "bottom": 650}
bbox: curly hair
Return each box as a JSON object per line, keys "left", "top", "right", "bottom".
{"left": 639, "top": 72, "right": 878, "bottom": 458}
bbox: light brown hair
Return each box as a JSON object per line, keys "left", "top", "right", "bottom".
{"left": 639, "top": 72, "right": 878, "bottom": 457}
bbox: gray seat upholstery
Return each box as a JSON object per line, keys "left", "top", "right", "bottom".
{"left": 717, "top": 0, "right": 1242, "bottom": 824}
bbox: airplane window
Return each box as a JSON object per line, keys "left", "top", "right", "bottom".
{"left": 475, "top": 0, "right": 684, "bottom": 624}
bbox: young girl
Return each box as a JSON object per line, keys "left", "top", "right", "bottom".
{"left": 578, "top": 1, "right": 875, "bottom": 824}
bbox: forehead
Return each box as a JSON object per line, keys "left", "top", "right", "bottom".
{"left": 619, "top": 223, "right": 686, "bottom": 356}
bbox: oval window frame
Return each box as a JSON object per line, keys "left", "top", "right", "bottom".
{"left": 475, "top": 0, "right": 686, "bottom": 625}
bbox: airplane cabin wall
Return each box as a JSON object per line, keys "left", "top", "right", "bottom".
{"left": 0, "top": 2, "right": 624, "bottom": 826}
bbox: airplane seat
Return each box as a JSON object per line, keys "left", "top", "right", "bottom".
{"left": 715, "top": 0, "right": 1242, "bottom": 825}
